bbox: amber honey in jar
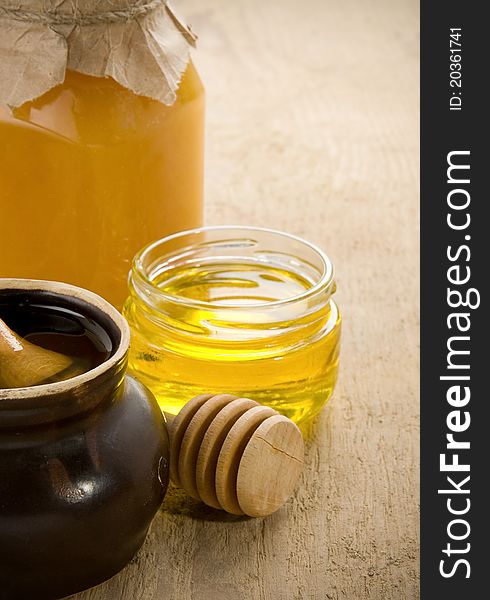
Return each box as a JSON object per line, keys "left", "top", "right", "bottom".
{"left": 0, "top": 1, "right": 204, "bottom": 308}
{"left": 123, "top": 227, "right": 342, "bottom": 424}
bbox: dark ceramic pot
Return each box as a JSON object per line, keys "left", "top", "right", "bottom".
{"left": 0, "top": 279, "right": 169, "bottom": 599}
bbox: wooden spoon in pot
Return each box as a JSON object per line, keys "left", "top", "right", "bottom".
{"left": 0, "top": 317, "right": 87, "bottom": 389}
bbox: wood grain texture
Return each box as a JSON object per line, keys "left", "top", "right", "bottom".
{"left": 72, "top": 0, "right": 419, "bottom": 598}
{"left": 236, "top": 414, "right": 305, "bottom": 518}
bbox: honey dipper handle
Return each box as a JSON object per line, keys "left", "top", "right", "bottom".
{"left": 0, "top": 318, "right": 23, "bottom": 353}
{"left": 0, "top": 318, "right": 86, "bottom": 389}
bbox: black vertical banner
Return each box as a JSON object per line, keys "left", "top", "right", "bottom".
{"left": 421, "top": 2, "right": 488, "bottom": 597}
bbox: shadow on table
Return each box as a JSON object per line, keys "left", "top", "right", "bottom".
{"left": 160, "top": 482, "right": 250, "bottom": 523}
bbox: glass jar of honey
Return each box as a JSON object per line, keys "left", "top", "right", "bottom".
{"left": 0, "top": 1, "right": 204, "bottom": 309}
{"left": 123, "top": 227, "right": 341, "bottom": 424}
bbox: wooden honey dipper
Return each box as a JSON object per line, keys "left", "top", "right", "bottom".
{"left": 0, "top": 317, "right": 87, "bottom": 389}
{"left": 168, "top": 394, "right": 305, "bottom": 517}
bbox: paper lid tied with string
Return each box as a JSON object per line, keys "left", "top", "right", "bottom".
{"left": 0, "top": 0, "right": 196, "bottom": 108}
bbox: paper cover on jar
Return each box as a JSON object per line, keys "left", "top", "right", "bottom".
{"left": 0, "top": 0, "right": 197, "bottom": 108}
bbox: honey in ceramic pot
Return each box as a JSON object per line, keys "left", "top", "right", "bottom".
{"left": 0, "top": 297, "right": 112, "bottom": 388}
{"left": 0, "top": 279, "right": 170, "bottom": 600}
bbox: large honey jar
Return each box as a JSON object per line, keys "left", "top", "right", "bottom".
{"left": 0, "top": 1, "right": 204, "bottom": 308}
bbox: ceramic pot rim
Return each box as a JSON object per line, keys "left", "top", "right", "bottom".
{"left": 0, "top": 278, "right": 130, "bottom": 401}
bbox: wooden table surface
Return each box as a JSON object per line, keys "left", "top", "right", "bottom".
{"left": 74, "top": 0, "right": 419, "bottom": 598}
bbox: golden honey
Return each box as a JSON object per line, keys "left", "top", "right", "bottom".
{"left": 0, "top": 63, "right": 204, "bottom": 308}
{"left": 123, "top": 227, "right": 341, "bottom": 423}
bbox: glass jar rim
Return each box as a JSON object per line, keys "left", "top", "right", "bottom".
{"left": 131, "top": 225, "right": 336, "bottom": 311}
